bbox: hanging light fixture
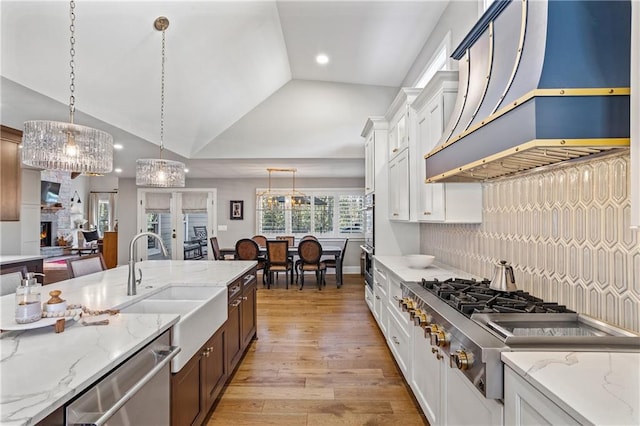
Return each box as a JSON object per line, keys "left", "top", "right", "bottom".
{"left": 136, "top": 16, "right": 186, "bottom": 187}
{"left": 21, "top": 0, "right": 114, "bottom": 174}
{"left": 70, "top": 190, "right": 82, "bottom": 204}
{"left": 257, "top": 168, "right": 307, "bottom": 209}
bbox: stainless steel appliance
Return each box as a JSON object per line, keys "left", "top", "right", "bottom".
{"left": 400, "top": 277, "right": 640, "bottom": 400}
{"left": 65, "top": 330, "right": 179, "bottom": 425}
{"left": 360, "top": 194, "right": 374, "bottom": 290}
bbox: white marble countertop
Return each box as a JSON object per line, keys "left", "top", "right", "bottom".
{"left": 0, "top": 259, "right": 256, "bottom": 425}
{"left": 502, "top": 351, "right": 640, "bottom": 425}
{"left": 0, "top": 255, "right": 44, "bottom": 266}
{"left": 373, "top": 255, "right": 479, "bottom": 282}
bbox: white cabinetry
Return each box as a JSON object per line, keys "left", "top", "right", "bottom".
{"left": 446, "top": 365, "right": 503, "bottom": 425}
{"left": 364, "top": 132, "right": 375, "bottom": 195}
{"left": 411, "top": 322, "right": 443, "bottom": 425}
{"left": 504, "top": 366, "right": 580, "bottom": 425}
{"left": 372, "top": 260, "right": 389, "bottom": 336}
{"left": 388, "top": 149, "right": 410, "bottom": 221}
{"left": 411, "top": 71, "right": 482, "bottom": 223}
{"left": 385, "top": 88, "right": 422, "bottom": 222}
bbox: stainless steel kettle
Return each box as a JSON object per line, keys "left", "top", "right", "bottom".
{"left": 489, "top": 260, "right": 518, "bottom": 292}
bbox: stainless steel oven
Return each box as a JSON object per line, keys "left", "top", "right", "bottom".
{"left": 361, "top": 194, "right": 374, "bottom": 290}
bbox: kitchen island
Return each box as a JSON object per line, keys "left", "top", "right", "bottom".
{"left": 0, "top": 260, "right": 257, "bottom": 426}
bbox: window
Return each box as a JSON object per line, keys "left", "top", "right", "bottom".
{"left": 256, "top": 189, "right": 363, "bottom": 237}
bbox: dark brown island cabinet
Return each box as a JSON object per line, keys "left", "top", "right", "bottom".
{"left": 171, "top": 267, "right": 258, "bottom": 426}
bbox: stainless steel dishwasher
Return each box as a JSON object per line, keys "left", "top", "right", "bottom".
{"left": 65, "top": 330, "right": 179, "bottom": 425}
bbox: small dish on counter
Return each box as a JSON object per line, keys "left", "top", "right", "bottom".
{"left": 405, "top": 254, "right": 435, "bottom": 269}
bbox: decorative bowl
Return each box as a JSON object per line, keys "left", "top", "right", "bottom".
{"left": 405, "top": 254, "right": 435, "bottom": 269}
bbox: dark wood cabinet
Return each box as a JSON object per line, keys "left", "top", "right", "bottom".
{"left": 171, "top": 267, "right": 257, "bottom": 426}
{"left": 0, "top": 126, "right": 22, "bottom": 221}
{"left": 172, "top": 327, "right": 226, "bottom": 426}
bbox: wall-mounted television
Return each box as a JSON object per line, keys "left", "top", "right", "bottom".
{"left": 41, "top": 180, "right": 61, "bottom": 205}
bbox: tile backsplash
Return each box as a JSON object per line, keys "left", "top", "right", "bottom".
{"left": 421, "top": 153, "right": 640, "bottom": 333}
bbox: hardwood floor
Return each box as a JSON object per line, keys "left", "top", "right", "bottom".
{"left": 207, "top": 273, "right": 428, "bottom": 426}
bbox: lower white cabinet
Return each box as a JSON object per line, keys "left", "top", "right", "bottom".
{"left": 387, "top": 311, "right": 412, "bottom": 376}
{"left": 365, "top": 284, "right": 374, "bottom": 312}
{"left": 445, "top": 366, "right": 503, "bottom": 425}
{"left": 410, "top": 322, "right": 443, "bottom": 425}
{"left": 373, "top": 261, "right": 389, "bottom": 336}
{"left": 504, "top": 366, "right": 580, "bottom": 425}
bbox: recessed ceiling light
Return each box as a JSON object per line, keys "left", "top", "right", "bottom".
{"left": 184, "top": 168, "right": 189, "bottom": 173}
{"left": 113, "top": 143, "right": 123, "bottom": 150}
{"left": 316, "top": 54, "right": 329, "bottom": 65}
{"left": 114, "top": 168, "right": 122, "bottom": 173}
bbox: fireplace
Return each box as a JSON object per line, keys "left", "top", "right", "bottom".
{"left": 40, "top": 221, "right": 52, "bottom": 247}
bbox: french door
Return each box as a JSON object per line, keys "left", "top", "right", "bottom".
{"left": 136, "top": 189, "right": 217, "bottom": 261}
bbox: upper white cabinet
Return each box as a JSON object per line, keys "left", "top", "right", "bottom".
{"left": 411, "top": 71, "right": 482, "bottom": 223}
{"left": 386, "top": 88, "right": 421, "bottom": 221}
{"left": 388, "top": 149, "right": 410, "bottom": 220}
{"left": 386, "top": 88, "right": 421, "bottom": 161}
{"left": 364, "top": 132, "right": 375, "bottom": 195}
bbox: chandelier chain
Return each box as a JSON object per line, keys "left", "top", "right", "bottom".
{"left": 160, "top": 26, "right": 166, "bottom": 157}
{"left": 69, "top": 0, "right": 76, "bottom": 123}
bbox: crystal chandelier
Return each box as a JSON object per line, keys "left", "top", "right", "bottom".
{"left": 22, "top": 0, "right": 113, "bottom": 174}
{"left": 136, "top": 16, "right": 185, "bottom": 187}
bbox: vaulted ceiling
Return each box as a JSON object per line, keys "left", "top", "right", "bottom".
{"left": 1, "top": 0, "right": 449, "bottom": 178}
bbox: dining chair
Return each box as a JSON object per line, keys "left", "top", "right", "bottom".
{"left": 297, "top": 239, "right": 326, "bottom": 290}
{"left": 300, "top": 235, "right": 317, "bottom": 242}
{"left": 80, "top": 229, "right": 100, "bottom": 253}
{"left": 276, "top": 235, "right": 295, "bottom": 247}
{"left": 209, "top": 236, "right": 225, "bottom": 260}
{"left": 0, "top": 265, "right": 28, "bottom": 296}
{"left": 251, "top": 235, "right": 268, "bottom": 247}
{"left": 324, "top": 238, "right": 348, "bottom": 288}
{"left": 66, "top": 253, "right": 107, "bottom": 278}
{"left": 265, "top": 240, "right": 294, "bottom": 289}
{"left": 235, "top": 238, "right": 267, "bottom": 284}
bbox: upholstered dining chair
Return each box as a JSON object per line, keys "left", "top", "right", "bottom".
{"left": 251, "top": 235, "right": 268, "bottom": 247}
{"left": 235, "top": 238, "right": 267, "bottom": 284}
{"left": 0, "top": 265, "right": 28, "bottom": 296}
{"left": 297, "top": 239, "right": 326, "bottom": 290}
{"left": 300, "top": 235, "right": 318, "bottom": 242}
{"left": 265, "top": 240, "right": 294, "bottom": 289}
{"left": 66, "top": 253, "right": 107, "bottom": 278}
{"left": 276, "top": 235, "right": 295, "bottom": 246}
{"left": 324, "top": 238, "right": 348, "bottom": 288}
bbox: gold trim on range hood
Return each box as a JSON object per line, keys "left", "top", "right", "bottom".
{"left": 426, "top": 137, "right": 630, "bottom": 183}
{"left": 425, "top": 88, "right": 631, "bottom": 183}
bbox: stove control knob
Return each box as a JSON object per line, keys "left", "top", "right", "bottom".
{"left": 409, "top": 306, "right": 421, "bottom": 319}
{"left": 430, "top": 329, "right": 450, "bottom": 347}
{"left": 399, "top": 298, "right": 410, "bottom": 311}
{"left": 450, "top": 350, "right": 474, "bottom": 370}
{"left": 413, "top": 310, "right": 426, "bottom": 326}
{"left": 424, "top": 324, "right": 440, "bottom": 338}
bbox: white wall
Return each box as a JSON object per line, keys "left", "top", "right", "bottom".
{"left": 194, "top": 80, "right": 398, "bottom": 159}
{"left": 402, "top": 0, "right": 480, "bottom": 86}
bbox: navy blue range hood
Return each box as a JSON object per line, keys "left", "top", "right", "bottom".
{"left": 425, "top": 0, "right": 631, "bottom": 183}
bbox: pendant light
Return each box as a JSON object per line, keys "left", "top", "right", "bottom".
{"left": 21, "top": 0, "right": 114, "bottom": 174}
{"left": 136, "top": 16, "right": 186, "bottom": 187}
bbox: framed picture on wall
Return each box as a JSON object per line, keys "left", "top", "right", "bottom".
{"left": 230, "top": 200, "right": 244, "bottom": 220}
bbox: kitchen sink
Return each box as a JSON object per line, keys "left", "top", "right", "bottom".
{"left": 145, "top": 285, "right": 221, "bottom": 301}
{"left": 116, "top": 284, "right": 228, "bottom": 373}
{"left": 119, "top": 299, "right": 201, "bottom": 315}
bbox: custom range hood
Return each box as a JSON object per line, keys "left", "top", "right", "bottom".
{"left": 425, "top": 0, "right": 631, "bottom": 183}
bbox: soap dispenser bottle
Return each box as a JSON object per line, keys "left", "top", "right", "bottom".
{"left": 15, "top": 272, "right": 44, "bottom": 324}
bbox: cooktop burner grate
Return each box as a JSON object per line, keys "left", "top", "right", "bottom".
{"left": 421, "top": 278, "right": 574, "bottom": 317}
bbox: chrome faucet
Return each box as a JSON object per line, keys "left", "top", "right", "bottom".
{"left": 128, "top": 232, "right": 168, "bottom": 296}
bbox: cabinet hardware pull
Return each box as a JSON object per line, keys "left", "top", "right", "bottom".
{"left": 392, "top": 336, "right": 400, "bottom": 345}
{"left": 242, "top": 296, "right": 248, "bottom": 301}
{"left": 423, "top": 211, "right": 431, "bottom": 215}
{"left": 375, "top": 295, "right": 381, "bottom": 300}
{"left": 392, "top": 148, "right": 398, "bottom": 153}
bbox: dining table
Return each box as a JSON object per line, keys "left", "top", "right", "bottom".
{"left": 220, "top": 244, "right": 344, "bottom": 287}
